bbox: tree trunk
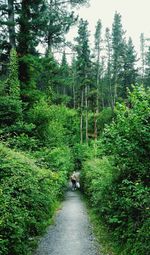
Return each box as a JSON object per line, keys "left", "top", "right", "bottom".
{"left": 96, "top": 61, "right": 100, "bottom": 113}
{"left": 109, "top": 77, "right": 114, "bottom": 110}
{"left": 85, "top": 85, "right": 88, "bottom": 144}
{"left": 140, "top": 33, "right": 145, "bottom": 83}
{"left": 114, "top": 81, "right": 117, "bottom": 105}
{"left": 80, "top": 89, "right": 83, "bottom": 143}
{"left": 73, "top": 83, "right": 76, "bottom": 108}
{"left": 101, "top": 82, "right": 104, "bottom": 109}
{"left": 113, "top": 66, "right": 118, "bottom": 105}
{"left": 46, "top": 31, "right": 53, "bottom": 56}
{"left": 94, "top": 110, "right": 97, "bottom": 141}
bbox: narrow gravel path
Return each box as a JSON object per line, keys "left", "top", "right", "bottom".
{"left": 34, "top": 189, "right": 100, "bottom": 255}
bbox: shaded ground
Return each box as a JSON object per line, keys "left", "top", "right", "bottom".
{"left": 34, "top": 188, "right": 100, "bottom": 255}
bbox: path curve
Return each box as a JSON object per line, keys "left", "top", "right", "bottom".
{"left": 34, "top": 190, "right": 100, "bottom": 255}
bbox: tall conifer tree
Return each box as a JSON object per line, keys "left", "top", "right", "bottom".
{"left": 140, "top": 33, "right": 146, "bottom": 82}
{"left": 60, "top": 51, "right": 70, "bottom": 97}
{"left": 105, "top": 27, "right": 114, "bottom": 108}
{"left": 145, "top": 46, "right": 150, "bottom": 88}
{"left": 121, "top": 37, "right": 138, "bottom": 97}
{"left": 94, "top": 19, "right": 102, "bottom": 111}
{"left": 75, "top": 19, "right": 91, "bottom": 143}
{"left": 112, "top": 12, "right": 125, "bottom": 102}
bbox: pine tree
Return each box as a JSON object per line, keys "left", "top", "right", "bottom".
{"left": 121, "top": 37, "right": 138, "bottom": 98}
{"left": 112, "top": 12, "right": 126, "bottom": 102}
{"left": 37, "top": 52, "right": 59, "bottom": 95}
{"left": 58, "top": 51, "right": 72, "bottom": 105}
{"left": 71, "top": 56, "right": 77, "bottom": 109}
{"left": 43, "top": 0, "right": 89, "bottom": 55}
{"left": 60, "top": 51, "right": 70, "bottom": 94}
{"left": 145, "top": 46, "right": 150, "bottom": 88}
{"left": 92, "top": 19, "right": 103, "bottom": 139}
{"left": 17, "top": 0, "right": 44, "bottom": 85}
{"left": 94, "top": 19, "right": 102, "bottom": 111}
{"left": 75, "top": 19, "right": 91, "bottom": 86}
{"left": 17, "top": 0, "right": 47, "bottom": 56}
{"left": 140, "top": 33, "right": 146, "bottom": 82}
{"left": 45, "top": 1, "right": 75, "bottom": 55}
{"left": 75, "top": 19, "right": 91, "bottom": 143}
{"left": 105, "top": 27, "right": 114, "bottom": 109}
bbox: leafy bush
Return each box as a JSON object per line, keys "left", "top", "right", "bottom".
{"left": 98, "top": 179, "right": 150, "bottom": 255}
{"left": 0, "top": 143, "right": 68, "bottom": 255}
{"left": 0, "top": 96, "right": 22, "bottom": 126}
{"left": 0, "top": 49, "right": 22, "bottom": 128}
{"left": 102, "top": 86, "right": 150, "bottom": 182}
{"left": 81, "top": 86, "right": 150, "bottom": 255}
{"left": 97, "top": 107, "right": 114, "bottom": 134}
{"left": 5, "top": 133, "right": 38, "bottom": 151}
{"left": 28, "top": 103, "right": 79, "bottom": 147}
{"left": 81, "top": 157, "right": 116, "bottom": 204}
{"left": 81, "top": 158, "right": 150, "bottom": 255}
{"left": 73, "top": 143, "right": 93, "bottom": 170}
{"left": 33, "top": 146, "right": 74, "bottom": 173}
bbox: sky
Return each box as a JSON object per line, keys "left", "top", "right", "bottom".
{"left": 65, "top": 0, "right": 150, "bottom": 56}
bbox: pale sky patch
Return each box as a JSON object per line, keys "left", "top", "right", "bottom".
{"left": 66, "top": 0, "right": 150, "bottom": 55}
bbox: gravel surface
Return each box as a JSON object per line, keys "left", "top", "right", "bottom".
{"left": 34, "top": 189, "right": 100, "bottom": 255}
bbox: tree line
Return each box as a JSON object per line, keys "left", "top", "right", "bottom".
{"left": 1, "top": 1, "right": 150, "bottom": 143}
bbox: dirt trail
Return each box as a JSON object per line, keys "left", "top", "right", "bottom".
{"left": 34, "top": 189, "right": 100, "bottom": 255}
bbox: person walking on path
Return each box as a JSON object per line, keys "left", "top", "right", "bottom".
{"left": 70, "top": 171, "right": 77, "bottom": 190}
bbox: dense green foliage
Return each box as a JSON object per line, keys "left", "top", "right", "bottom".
{"left": 0, "top": 49, "right": 22, "bottom": 127}
{"left": 0, "top": 49, "right": 76, "bottom": 255}
{"left": 81, "top": 87, "right": 150, "bottom": 255}
{"left": 0, "top": 143, "right": 72, "bottom": 255}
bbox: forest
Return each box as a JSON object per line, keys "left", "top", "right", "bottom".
{"left": 0, "top": 1, "right": 149, "bottom": 255}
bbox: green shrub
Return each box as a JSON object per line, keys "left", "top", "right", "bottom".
{"left": 5, "top": 133, "right": 38, "bottom": 151}
{"left": 73, "top": 143, "right": 93, "bottom": 170}
{"left": 28, "top": 103, "right": 79, "bottom": 147}
{"left": 33, "top": 146, "right": 74, "bottom": 177}
{"left": 81, "top": 157, "right": 116, "bottom": 206}
{"left": 102, "top": 86, "right": 150, "bottom": 182}
{"left": 0, "top": 143, "right": 68, "bottom": 255}
{"left": 0, "top": 96, "right": 22, "bottom": 126}
{"left": 97, "top": 107, "right": 114, "bottom": 134}
{"left": 0, "top": 49, "right": 22, "bottom": 128}
{"left": 81, "top": 156, "right": 150, "bottom": 255}
{"left": 81, "top": 86, "right": 150, "bottom": 255}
